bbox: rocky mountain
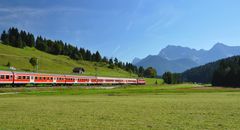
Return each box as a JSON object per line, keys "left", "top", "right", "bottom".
{"left": 132, "top": 57, "right": 141, "bottom": 65}
{"left": 134, "top": 43, "right": 240, "bottom": 75}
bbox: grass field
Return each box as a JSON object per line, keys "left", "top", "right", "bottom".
{"left": 145, "top": 78, "right": 164, "bottom": 85}
{"left": 1, "top": 84, "right": 240, "bottom": 130}
{"left": 0, "top": 43, "right": 135, "bottom": 77}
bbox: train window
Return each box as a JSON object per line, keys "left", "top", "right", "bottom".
{"left": 35, "top": 77, "right": 38, "bottom": 80}
{"left": 51, "top": 77, "right": 53, "bottom": 80}
{"left": 27, "top": 76, "right": 30, "bottom": 79}
{"left": 1, "top": 75, "right": 4, "bottom": 79}
{"left": 18, "top": 76, "right": 21, "bottom": 79}
{"left": 23, "top": 76, "right": 26, "bottom": 79}
{"left": 40, "top": 77, "right": 42, "bottom": 80}
{"left": 6, "top": 75, "right": 9, "bottom": 79}
{"left": 43, "top": 77, "right": 46, "bottom": 80}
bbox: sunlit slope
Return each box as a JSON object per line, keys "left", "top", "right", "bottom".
{"left": 0, "top": 44, "right": 135, "bottom": 77}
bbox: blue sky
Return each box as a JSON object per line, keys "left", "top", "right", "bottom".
{"left": 0, "top": 0, "right": 240, "bottom": 62}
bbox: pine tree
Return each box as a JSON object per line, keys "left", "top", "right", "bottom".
{"left": 114, "top": 58, "right": 118, "bottom": 65}
{"left": 95, "top": 51, "right": 102, "bottom": 62}
{"left": 102, "top": 56, "right": 108, "bottom": 63}
{"left": 1, "top": 30, "right": 9, "bottom": 44}
{"left": 17, "top": 35, "right": 23, "bottom": 48}
{"left": 28, "top": 33, "right": 35, "bottom": 47}
{"left": 138, "top": 66, "right": 144, "bottom": 77}
{"left": 85, "top": 50, "right": 92, "bottom": 61}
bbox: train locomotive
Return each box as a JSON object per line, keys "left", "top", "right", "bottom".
{"left": 0, "top": 71, "right": 145, "bottom": 86}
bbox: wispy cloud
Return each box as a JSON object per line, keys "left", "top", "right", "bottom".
{"left": 146, "top": 5, "right": 182, "bottom": 32}
{"left": 126, "top": 0, "right": 144, "bottom": 31}
{"left": 111, "top": 45, "right": 121, "bottom": 56}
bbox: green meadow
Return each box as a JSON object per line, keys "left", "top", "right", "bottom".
{"left": 1, "top": 84, "right": 240, "bottom": 130}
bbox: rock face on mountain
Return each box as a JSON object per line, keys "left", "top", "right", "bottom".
{"left": 133, "top": 43, "right": 240, "bottom": 75}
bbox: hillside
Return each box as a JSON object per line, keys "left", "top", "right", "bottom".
{"left": 0, "top": 43, "right": 136, "bottom": 77}
{"left": 182, "top": 55, "right": 240, "bottom": 83}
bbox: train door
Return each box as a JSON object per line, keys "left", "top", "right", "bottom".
{"left": 30, "top": 76, "right": 34, "bottom": 83}
{"left": 53, "top": 77, "right": 57, "bottom": 83}
{"left": 74, "top": 78, "right": 77, "bottom": 84}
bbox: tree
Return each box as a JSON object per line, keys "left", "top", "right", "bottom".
{"left": 16, "top": 35, "right": 23, "bottom": 48}
{"left": 95, "top": 51, "right": 102, "bottom": 62}
{"left": 162, "top": 72, "right": 172, "bottom": 84}
{"left": 1, "top": 30, "right": 9, "bottom": 44}
{"left": 109, "top": 58, "right": 113, "bottom": 65}
{"left": 29, "top": 57, "right": 38, "bottom": 72}
{"left": 144, "top": 67, "right": 157, "bottom": 78}
{"left": 28, "top": 33, "right": 35, "bottom": 47}
{"left": 79, "top": 48, "right": 86, "bottom": 60}
{"left": 20, "top": 31, "right": 27, "bottom": 47}
{"left": 36, "top": 36, "right": 47, "bottom": 51}
{"left": 162, "top": 72, "right": 182, "bottom": 84}
{"left": 108, "top": 58, "right": 114, "bottom": 69}
{"left": 6, "top": 62, "right": 11, "bottom": 67}
{"left": 102, "top": 56, "right": 108, "bottom": 63}
{"left": 114, "top": 58, "right": 118, "bottom": 65}
{"left": 138, "top": 66, "right": 144, "bottom": 77}
{"left": 85, "top": 50, "right": 92, "bottom": 61}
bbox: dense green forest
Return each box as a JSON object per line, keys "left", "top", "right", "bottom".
{"left": 0, "top": 27, "right": 155, "bottom": 77}
{"left": 181, "top": 61, "right": 220, "bottom": 83}
{"left": 182, "top": 56, "right": 240, "bottom": 87}
{"left": 212, "top": 56, "right": 240, "bottom": 87}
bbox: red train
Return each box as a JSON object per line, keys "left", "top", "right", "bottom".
{"left": 0, "top": 71, "right": 145, "bottom": 86}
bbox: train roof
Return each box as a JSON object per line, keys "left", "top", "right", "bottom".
{"left": 0, "top": 70, "right": 13, "bottom": 74}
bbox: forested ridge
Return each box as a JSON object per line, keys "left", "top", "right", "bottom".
{"left": 212, "top": 56, "right": 240, "bottom": 87}
{"left": 182, "top": 55, "right": 240, "bottom": 87}
{"left": 0, "top": 27, "right": 156, "bottom": 77}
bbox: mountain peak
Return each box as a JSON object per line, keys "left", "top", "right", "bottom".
{"left": 211, "top": 43, "right": 228, "bottom": 49}
{"left": 158, "top": 45, "right": 197, "bottom": 60}
{"left": 215, "top": 42, "right": 226, "bottom": 46}
{"left": 132, "top": 57, "right": 141, "bottom": 64}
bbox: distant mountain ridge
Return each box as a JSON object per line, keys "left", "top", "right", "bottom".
{"left": 133, "top": 43, "right": 240, "bottom": 75}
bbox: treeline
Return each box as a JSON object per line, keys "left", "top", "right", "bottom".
{"left": 212, "top": 56, "right": 240, "bottom": 87}
{"left": 0, "top": 27, "right": 157, "bottom": 77}
{"left": 181, "top": 61, "right": 219, "bottom": 83}
{"left": 162, "top": 72, "right": 182, "bottom": 84}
